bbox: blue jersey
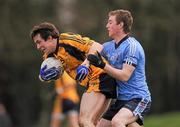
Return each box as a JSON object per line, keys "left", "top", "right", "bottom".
{"left": 102, "top": 36, "right": 151, "bottom": 101}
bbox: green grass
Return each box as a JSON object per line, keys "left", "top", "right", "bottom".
{"left": 145, "top": 112, "right": 180, "bottom": 127}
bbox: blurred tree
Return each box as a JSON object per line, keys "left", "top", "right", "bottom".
{"left": 0, "top": 0, "right": 57, "bottom": 127}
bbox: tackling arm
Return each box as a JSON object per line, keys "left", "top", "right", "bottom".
{"left": 87, "top": 53, "right": 135, "bottom": 81}
{"left": 104, "top": 63, "right": 135, "bottom": 81}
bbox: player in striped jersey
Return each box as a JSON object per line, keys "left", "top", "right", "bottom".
{"left": 87, "top": 9, "right": 151, "bottom": 127}
{"left": 30, "top": 22, "right": 117, "bottom": 127}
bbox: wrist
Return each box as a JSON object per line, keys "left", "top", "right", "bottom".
{"left": 84, "top": 63, "right": 90, "bottom": 68}
{"left": 82, "top": 63, "right": 90, "bottom": 68}
{"left": 82, "top": 59, "right": 90, "bottom": 68}
{"left": 100, "top": 62, "right": 106, "bottom": 69}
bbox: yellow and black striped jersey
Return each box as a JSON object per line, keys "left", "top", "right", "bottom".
{"left": 51, "top": 33, "right": 105, "bottom": 86}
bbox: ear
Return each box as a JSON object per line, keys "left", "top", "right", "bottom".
{"left": 119, "top": 22, "right": 124, "bottom": 28}
{"left": 47, "top": 35, "right": 53, "bottom": 40}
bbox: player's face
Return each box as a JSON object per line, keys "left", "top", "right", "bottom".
{"left": 106, "top": 15, "right": 121, "bottom": 38}
{"left": 33, "top": 34, "right": 56, "bottom": 54}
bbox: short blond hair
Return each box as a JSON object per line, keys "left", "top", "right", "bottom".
{"left": 109, "top": 9, "right": 133, "bottom": 33}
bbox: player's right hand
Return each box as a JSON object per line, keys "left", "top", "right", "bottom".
{"left": 39, "top": 65, "right": 60, "bottom": 81}
{"left": 87, "top": 51, "right": 106, "bottom": 69}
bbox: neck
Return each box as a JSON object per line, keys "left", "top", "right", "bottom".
{"left": 114, "top": 33, "right": 128, "bottom": 44}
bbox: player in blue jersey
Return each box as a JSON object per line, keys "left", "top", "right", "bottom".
{"left": 87, "top": 9, "right": 151, "bottom": 127}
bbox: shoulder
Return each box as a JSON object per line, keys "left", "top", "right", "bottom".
{"left": 125, "top": 37, "right": 145, "bottom": 55}
{"left": 60, "top": 32, "right": 94, "bottom": 45}
{"left": 60, "top": 32, "right": 81, "bottom": 40}
{"left": 125, "top": 37, "right": 141, "bottom": 49}
{"left": 126, "top": 37, "right": 138, "bottom": 45}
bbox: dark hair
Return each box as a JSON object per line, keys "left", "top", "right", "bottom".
{"left": 108, "top": 9, "right": 133, "bottom": 33}
{"left": 30, "top": 22, "right": 60, "bottom": 41}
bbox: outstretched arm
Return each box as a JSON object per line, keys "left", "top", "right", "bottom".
{"left": 104, "top": 63, "right": 135, "bottom": 81}
{"left": 87, "top": 53, "right": 135, "bottom": 81}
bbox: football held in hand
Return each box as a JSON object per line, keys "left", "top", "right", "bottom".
{"left": 39, "top": 57, "right": 64, "bottom": 82}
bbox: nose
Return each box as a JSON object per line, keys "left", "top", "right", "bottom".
{"left": 106, "top": 23, "right": 109, "bottom": 28}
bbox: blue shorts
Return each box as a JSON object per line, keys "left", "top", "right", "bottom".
{"left": 102, "top": 98, "right": 151, "bottom": 125}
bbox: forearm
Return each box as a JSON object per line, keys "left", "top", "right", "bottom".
{"left": 104, "top": 64, "right": 132, "bottom": 81}
{"left": 82, "top": 42, "right": 103, "bottom": 66}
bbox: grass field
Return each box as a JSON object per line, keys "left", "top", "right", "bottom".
{"left": 145, "top": 112, "right": 180, "bottom": 127}
{"left": 37, "top": 111, "right": 180, "bottom": 127}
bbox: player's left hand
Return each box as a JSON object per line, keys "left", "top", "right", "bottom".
{"left": 39, "top": 65, "right": 60, "bottom": 81}
{"left": 75, "top": 65, "right": 89, "bottom": 82}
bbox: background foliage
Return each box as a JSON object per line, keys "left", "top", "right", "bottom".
{"left": 0, "top": 0, "right": 179, "bottom": 127}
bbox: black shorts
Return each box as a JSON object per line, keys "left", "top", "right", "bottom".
{"left": 62, "top": 99, "right": 79, "bottom": 114}
{"left": 86, "top": 73, "right": 117, "bottom": 99}
{"left": 102, "top": 98, "right": 151, "bottom": 125}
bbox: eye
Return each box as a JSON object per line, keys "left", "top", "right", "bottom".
{"left": 35, "top": 40, "right": 41, "bottom": 44}
{"left": 108, "top": 22, "right": 112, "bottom": 25}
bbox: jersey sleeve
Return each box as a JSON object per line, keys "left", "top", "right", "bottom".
{"left": 123, "top": 42, "right": 139, "bottom": 67}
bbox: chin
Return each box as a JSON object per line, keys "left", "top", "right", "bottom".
{"left": 108, "top": 34, "right": 112, "bottom": 38}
